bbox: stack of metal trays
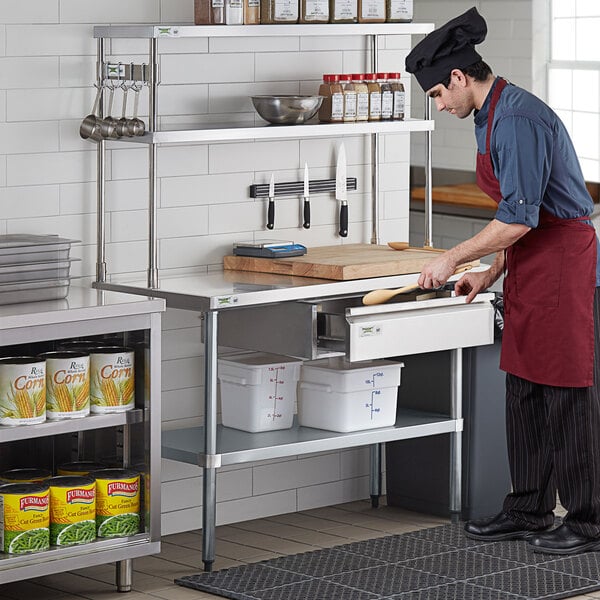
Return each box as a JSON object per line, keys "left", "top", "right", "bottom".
{"left": 0, "top": 235, "right": 80, "bottom": 305}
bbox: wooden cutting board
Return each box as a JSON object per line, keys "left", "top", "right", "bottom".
{"left": 224, "top": 244, "right": 479, "bottom": 281}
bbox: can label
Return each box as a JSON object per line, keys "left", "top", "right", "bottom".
{"left": 0, "top": 488, "right": 50, "bottom": 554}
{"left": 0, "top": 359, "right": 46, "bottom": 426}
{"left": 46, "top": 355, "right": 90, "bottom": 420}
{"left": 95, "top": 474, "right": 140, "bottom": 538}
{"left": 90, "top": 350, "right": 135, "bottom": 414}
{"left": 49, "top": 480, "right": 96, "bottom": 546}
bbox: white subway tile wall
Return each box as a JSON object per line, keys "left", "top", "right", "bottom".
{"left": 0, "top": 0, "right": 443, "bottom": 536}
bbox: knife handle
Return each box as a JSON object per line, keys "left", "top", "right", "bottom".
{"left": 303, "top": 198, "right": 310, "bottom": 229}
{"left": 339, "top": 202, "right": 348, "bottom": 237}
{"left": 267, "top": 198, "right": 274, "bottom": 230}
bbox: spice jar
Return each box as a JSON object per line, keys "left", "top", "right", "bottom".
{"left": 261, "top": 0, "right": 298, "bottom": 23}
{"left": 339, "top": 74, "right": 357, "bottom": 122}
{"left": 244, "top": 0, "right": 261, "bottom": 23}
{"left": 386, "top": 0, "right": 412, "bottom": 22}
{"left": 300, "top": 0, "right": 329, "bottom": 22}
{"left": 194, "top": 0, "right": 225, "bottom": 24}
{"left": 378, "top": 73, "right": 393, "bottom": 120}
{"left": 358, "top": 0, "right": 385, "bottom": 23}
{"left": 364, "top": 73, "right": 381, "bottom": 121}
{"left": 318, "top": 74, "right": 344, "bottom": 123}
{"left": 225, "top": 0, "right": 244, "bottom": 23}
{"left": 389, "top": 72, "right": 405, "bottom": 120}
{"left": 351, "top": 74, "right": 369, "bottom": 121}
{"left": 329, "top": 0, "right": 357, "bottom": 22}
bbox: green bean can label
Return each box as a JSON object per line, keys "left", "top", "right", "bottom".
{"left": 90, "top": 348, "right": 135, "bottom": 414}
{"left": 0, "top": 483, "right": 50, "bottom": 554}
{"left": 94, "top": 470, "right": 140, "bottom": 538}
{"left": 49, "top": 476, "right": 96, "bottom": 547}
{"left": 0, "top": 357, "right": 46, "bottom": 426}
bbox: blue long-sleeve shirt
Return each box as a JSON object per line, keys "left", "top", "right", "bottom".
{"left": 474, "top": 77, "right": 600, "bottom": 285}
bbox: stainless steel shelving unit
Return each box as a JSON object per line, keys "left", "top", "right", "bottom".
{"left": 88, "top": 22, "right": 495, "bottom": 574}
{"left": 0, "top": 286, "right": 165, "bottom": 589}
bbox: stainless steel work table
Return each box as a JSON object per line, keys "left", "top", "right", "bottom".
{"left": 96, "top": 268, "right": 495, "bottom": 571}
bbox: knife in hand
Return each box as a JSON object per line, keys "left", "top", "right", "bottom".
{"left": 267, "top": 173, "right": 275, "bottom": 230}
{"left": 336, "top": 143, "right": 348, "bottom": 237}
{"left": 303, "top": 162, "right": 310, "bottom": 229}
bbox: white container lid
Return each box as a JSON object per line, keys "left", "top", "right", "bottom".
{"left": 219, "top": 352, "right": 302, "bottom": 369}
{"left": 302, "top": 357, "right": 402, "bottom": 373}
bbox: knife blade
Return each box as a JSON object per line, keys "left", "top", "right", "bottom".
{"left": 335, "top": 143, "right": 348, "bottom": 237}
{"left": 267, "top": 173, "right": 275, "bottom": 230}
{"left": 303, "top": 162, "right": 310, "bottom": 229}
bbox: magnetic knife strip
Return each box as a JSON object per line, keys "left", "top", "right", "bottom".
{"left": 249, "top": 177, "right": 357, "bottom": 198}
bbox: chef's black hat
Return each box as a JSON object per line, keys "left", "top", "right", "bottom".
{"left": 406, "top": 7, "right": 487, "bottom": 91}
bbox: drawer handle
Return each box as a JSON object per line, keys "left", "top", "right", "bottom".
{"left": 299, "top": 381, "right": 332, "bottom": 393}
{"left": 361, "top": 265, "right": 473, "bottom": 306}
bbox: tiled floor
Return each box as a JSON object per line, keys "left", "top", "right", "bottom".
{"left": 2, "top": 500, "right": 600, "bottom": 600}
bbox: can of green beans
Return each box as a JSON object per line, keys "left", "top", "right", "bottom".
{"left": 0, "top": 483, "right": 50, "bottom": 554}
{"left": 0, "top": 468, "right": 52, "bottom": 484}
{"left": 49, "top": 476, "right": 96, "bottom": 547}
{"left": 57, "top": 462, "right": 105, "bottom": 477}
{"left": 92, "top": 469, "right": 140, "bottom": 538}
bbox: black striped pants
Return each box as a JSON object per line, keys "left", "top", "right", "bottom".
{"left": 502, "top": 287, "right": 600, "bottom": 537}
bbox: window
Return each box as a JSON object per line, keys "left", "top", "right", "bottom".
{"left": 548, "top": 1, "right": 600, "bottom": 182}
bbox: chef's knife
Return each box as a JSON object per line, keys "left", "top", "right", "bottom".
{"left": 303, "top": 162, "right": 310, "bottom": 229}
{"left": 267, "top": 173, "right": 275, "bottom": 230}
{"left": 336, "top": 143, "right": 348, "bottom": 237}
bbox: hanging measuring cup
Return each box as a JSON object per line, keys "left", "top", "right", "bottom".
{"left": 127, "top": 82, "right": 145, "bottom": 137}
{"left": 116, "top": 82, "right": 132, "bottom": 138}
{"left": 80, "top": 84, "right": 103, "bottom": 140}
{"left": 99, "top": 83, "right": 119, "bottom": 140}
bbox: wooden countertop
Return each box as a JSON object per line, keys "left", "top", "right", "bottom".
{"left": 411, "top": 183, "right": 497, "bottom": 211}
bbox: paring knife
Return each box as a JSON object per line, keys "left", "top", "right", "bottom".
{"left": 267, "top": 173, "right": 275, "bottom": 230}
{"left": 303, "top": 162, "right": 310, "bottom": 229}
{"left": 336, "top": 143, "right": 348, "bottom": 237}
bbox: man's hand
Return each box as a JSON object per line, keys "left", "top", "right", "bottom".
{"left": 418, "top": 254, "right": 456, "bottom": 289}
{"left": 454, "top": 271, "right": 494, "bottom": 303}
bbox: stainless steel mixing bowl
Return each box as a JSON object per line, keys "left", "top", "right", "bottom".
{"left": 251, "top": 95, "right": 324, "bottom": 125}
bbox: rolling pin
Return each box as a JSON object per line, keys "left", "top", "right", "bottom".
{"left": 362, "top": 265, "right": 473, "bottom": 306}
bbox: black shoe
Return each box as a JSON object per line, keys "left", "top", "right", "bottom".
{"left": 528, "top": 524, "right": 600, "bottom": 555}
{"left": 464, "top": 512, "right": 548, "bottom": 541}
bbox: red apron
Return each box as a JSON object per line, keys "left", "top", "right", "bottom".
{"left": 476, "top": 78, "right": 597, "bottom": 387}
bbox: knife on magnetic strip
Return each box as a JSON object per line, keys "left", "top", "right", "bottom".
{"left": 303, "top": 162, "right": 310, "bottom": 229}
{"left": 266, "top": 173, "right": 275, "bottom": 230}
{"left": 336, "top": 143, "right": 348, "bottom": 237}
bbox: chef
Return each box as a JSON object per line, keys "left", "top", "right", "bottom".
{"left": 405, "top": 7, "right": 600, "bottom": 555}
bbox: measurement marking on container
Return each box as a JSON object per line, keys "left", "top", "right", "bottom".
{"left": 365, "top": 371, "right": 384, "bottom": 387}
{"left": 364, "top": 389, "right": 382, "bottom": 420}
{"left": 267, "top": 366, "right": 286, "bottom": 422}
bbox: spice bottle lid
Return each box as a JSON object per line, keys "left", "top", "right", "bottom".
{"left": 364, "top": 73, "right": 377, "bottom": 81}
{"left": 388, "top": 72, "right": 401, "bottom": 79}
{"left": 351, "top": 73, "right": 365, "bottom": 81}
{"left": 339, "top": 74, "right": 352, "bottom": 82}
{"left": 376, "top": 72, "right": 389, "bottom": 80}
{"left": 323, "top": 74, "right": 340, "bottom": 82}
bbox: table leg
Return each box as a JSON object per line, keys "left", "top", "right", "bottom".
{"left": 202, "top": 310, "right": 218, "bottom": 572}
{"left": 369, "top": 443, "right": 381, "bottom": 508}
{"left": 449, "top": 348, "right": 463, "bottom": 523}
{"left": 116, "top": 558, "right": 133, "bottom": 592}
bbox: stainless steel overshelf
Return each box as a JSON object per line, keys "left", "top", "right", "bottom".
{"left": 94, "top": 268, "right": 489, "bottom": 312}
{"left": 108, "top": 118, "right": 434, "bottom": 145}
{"left": 162, "top": 409, "right": 462, "bottom": 467}
{"left": 0, "top": 534, "right": 159, "bottom": 585}
{"left": 94, "top": 23, "right": 434, "bottom": 39}
{"left": 0, "top": 409, "right": 143, "bottom": 443}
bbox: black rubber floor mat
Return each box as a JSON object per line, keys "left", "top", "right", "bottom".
{"left": 175, "top": 522, "right": 600, "bottom": 599}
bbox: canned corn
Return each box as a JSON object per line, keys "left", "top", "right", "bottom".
{"left": 0, "top": 483, "right": 50, "bottom": 554}
{"left": 92, "top": 469, "right": 140, "bottom": 538}
{"left": 39, "top": 351, "right": 90, "bottom": 420}
{"left": 0, "top": 357, "right": 46, "bottom": 426}
{"left": 48, "top": 476, "right": 96, "bottom": 547}
{"left": 90, "top": 347, "right": 135, "bottom": 414}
